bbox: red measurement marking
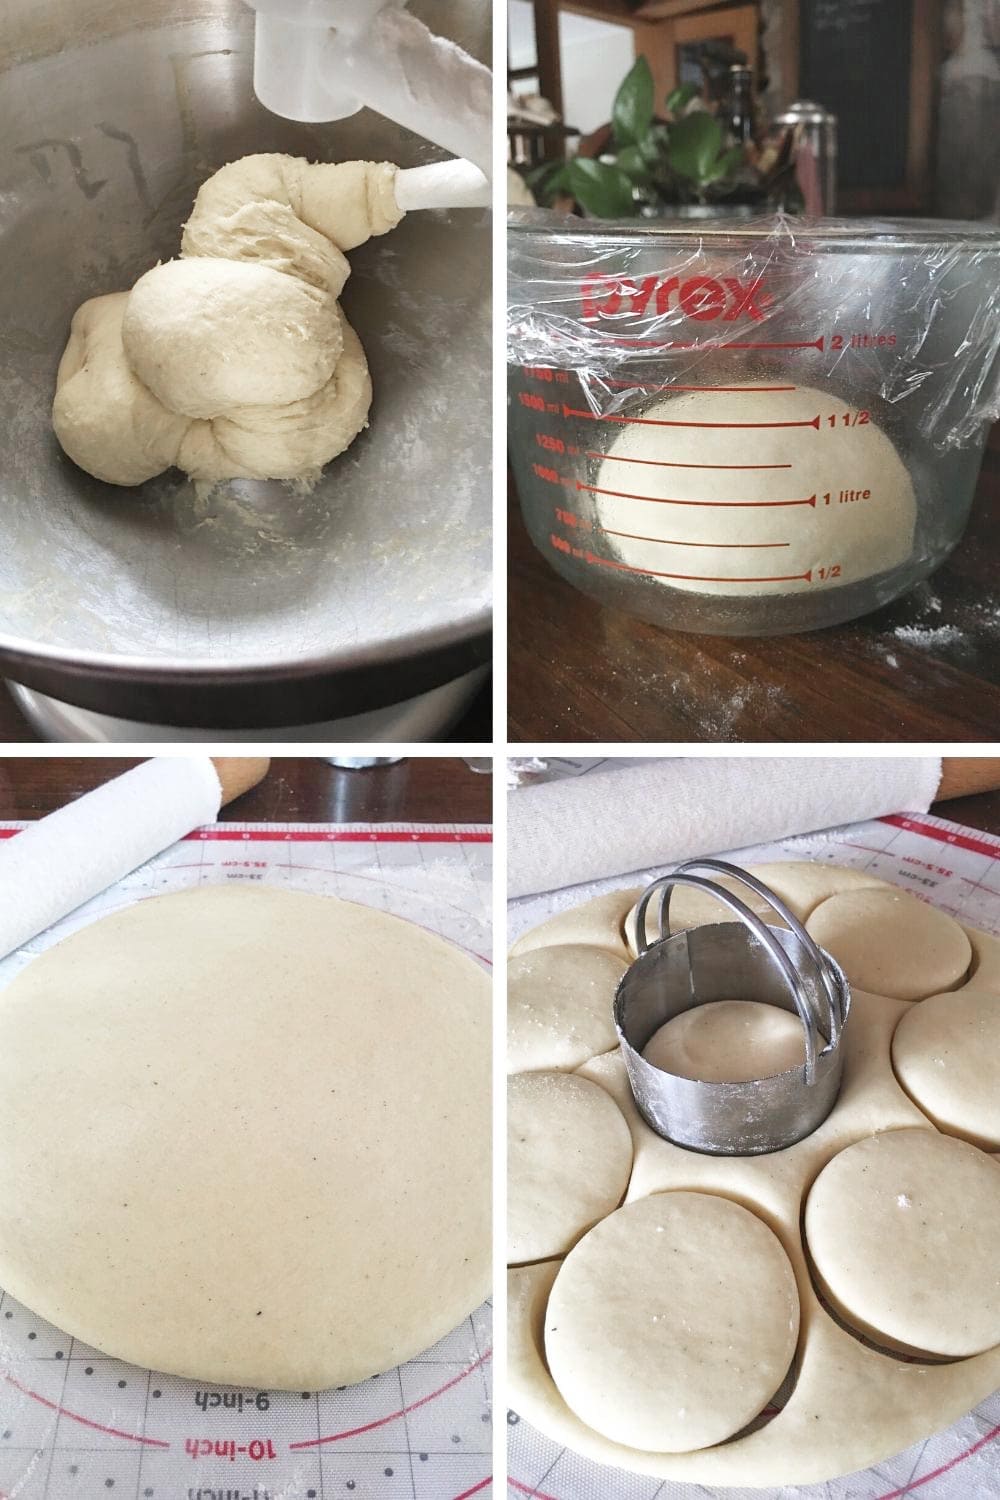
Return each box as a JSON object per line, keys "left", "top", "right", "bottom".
{"left": 509, "top": 1481, "right": 559, "bottom": 1500}
{"left": 289, "top": 1350, "right": 491, "bottom": 1449}
{"left": 0, "top": 827, "right": 492, "bottom": 844}
{"left": 874, "top": 1422, "right": 1000, "bottom": 1499}
{"left": 598, "top": 526, "right": 790, "bottom": 549}
{"left": 594, "top": 378, "right": 797, "bottom": 393}
{"left": 592, "top": 450, "right": 793, "bottom": 471}
{"left": 580, "top": 481, "right": 816, "bottom": 510}
{"left": 880, "top": 815, "right": 1000, "bottom": 861}
{"left": 597, "top": 335, "right": 825, "bottom": 351}
{"left": 564, "top": 403, "right": 819, "bottom": 430}
{"left": 2, "top": 1372, "right": 170, "bottom": 1448}
{"left": 584, "top": 551, "right": 811, "bottom": 585}
{"left": 452, "top": 1480, "right": 492, "bottom": 1500}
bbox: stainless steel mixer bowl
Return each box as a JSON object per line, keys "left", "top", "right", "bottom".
{"left": 0, "top": 0, "right": 491, "bottom": 728}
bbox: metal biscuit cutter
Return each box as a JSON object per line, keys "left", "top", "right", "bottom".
{"left": 614, "top": 859, "right": 850, "bottom": 1155}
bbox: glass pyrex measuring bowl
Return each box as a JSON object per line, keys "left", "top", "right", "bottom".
{"left": 508, "top": 215, "right": 1000, "bottom": 635}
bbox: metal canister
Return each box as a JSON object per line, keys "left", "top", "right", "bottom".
{"left": 774, "top": 99, "right": 837, "bottom": 214}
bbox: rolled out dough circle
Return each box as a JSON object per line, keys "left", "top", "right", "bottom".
{"left": 507, "top": 944, "right": 626, "bottom": 1072}
{"left": 593, "top": 384, "right": 916, "bottom": 598}
{"left": 544, "top": 1192, "right": 799, "bottom": 1453}
{"left": 804, "top": 1128, "right": 1000, "bottom": 1357}
{"left": 891, "top": 988, "right": 1000, "bottom": 1150}
{"left": 643, "top": 1000, "right": 806, "bottom": 1082}
{"left": 0, "top": 885, "right": 491, "bottom": 1387}
{"left": 805, "top": 888, "right": 971, "bottom": 1001}
{"left": 507, "top": 1070, "right": 632, "bottom": 1263}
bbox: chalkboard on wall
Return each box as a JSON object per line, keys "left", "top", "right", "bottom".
{"left": 789, "top": 0, "right": 939, "bottom": 213}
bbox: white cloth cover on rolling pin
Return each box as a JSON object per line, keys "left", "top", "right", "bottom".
{"left": 0, "top": 758, "right": 223, "bottom": 960}
{"left": 507, "top": 757, "right": 943, "bottom": 898}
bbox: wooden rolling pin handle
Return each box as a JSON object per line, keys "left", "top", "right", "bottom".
{"left": 937, "top": 758, "right": 1000, "bottom": 803}
{"left": 211, "top": 758, "right": 271, "bottom": 806}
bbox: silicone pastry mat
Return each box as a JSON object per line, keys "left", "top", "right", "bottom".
{"left": 0, "top": 820, "right": 493, "bottom": 1500}
{"left": 508, "top": 809, "right": 1000, "bottom": 1500}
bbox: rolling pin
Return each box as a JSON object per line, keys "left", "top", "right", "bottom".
{"left": 509, "top": 756, "right": 1000, "bottom": 898}
{"left": 0, "top": 756, "right": 269, "bottom": 961}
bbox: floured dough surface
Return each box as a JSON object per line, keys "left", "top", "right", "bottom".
{"left": 806, "top": 888, "right": 971, "bottom": 1001}
{"left": 593, "top": 384, "right": 916, "bottom": 597}
{"left": 53, "top": 154, "right": 402, "bottom": 486}
{"left": 545, "top": 1193, "right": 799, "bottom": 1452}
{"left": 508, "top": 1071, "right": 632, "bottom": 1263}
{"left": 0, "top": 885, "right": 490, "bottom": 1387}
{"left": 805, "top": 1128, "right": 1000, "bottom": 1357}
{"left": 507, "top": 944, "right": 626, "bottom": 1072}
{"left": 643, "top": 1000, "right": 806, "bottom": 1082}
{"left": 892, "top": 988, "right": 1000, "bottom": 1150}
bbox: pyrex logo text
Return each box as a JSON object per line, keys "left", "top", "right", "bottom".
{"left": 580, "top": 272, "right": 772, "bottom": 323}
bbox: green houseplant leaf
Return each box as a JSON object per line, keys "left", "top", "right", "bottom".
{"left": 612, "top": 54, "right": 655, "bottom": 148}
{"left": 564, "top": 157, "right": 636, "bottom": 218}
{"left": 666, "top": 111, "right": 725, "bottom": 185}
{"left": 665, "top": 81, "right": 699, "bottom": 115}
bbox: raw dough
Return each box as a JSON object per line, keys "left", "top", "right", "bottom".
{"left": 507, "top": 1071, "right": 632, "bottom": 1263}
{"left": 804, "top": 1128, "right": 1000, "bottom": 1357}
{"left": 892, "top": 988, "right": 1000, "bottom": 1150}
{"left": 507, "top": 943, "right": 626, "bottom": 1073}
{"left": 544, "top": 1192, "right": 799, "bottom": 1452}
{"left": 0, "top": 885, "right": 490, "bottom": 1387}
{"left": 643, "top": 1001, "right": 806, "bottom": 1082}
{"left": 509, "top": 888, "right": 638, "bottom": 962}
{"left": 592, "top": 384, "right": 916, "bottom": 597}
{"left": 806, "top": 888, "right": 971, "bottom": 1001}
{"left": 52, "top": 154, "right": 402, "bottom": 486}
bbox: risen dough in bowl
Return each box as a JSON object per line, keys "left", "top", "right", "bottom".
{"left": 593, "top": 384, "right": 916, "bottom": 597}
{"left": 53, "top": 154, "right": 402, "bottom": 486}
{"left": 0, "top": 885, "right": 490, "bottom": 1388}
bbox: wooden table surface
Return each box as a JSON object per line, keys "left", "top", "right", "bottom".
{"left": 509, "top": 425, "right": 1000, "bottom": 743}
{"left": 0, "top": 756, "right": 493, "bottom": 824}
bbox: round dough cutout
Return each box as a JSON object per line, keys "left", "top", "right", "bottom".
{"left": 892, "top": 988, "right": 1000, "bottom": 1151}
{"left": 805, "top": 888, "right": 970, "bottom": 1001}
{"left": 507, "top": 944, "right": 626, "bottom": 1073}
{"left": 0, "top": 886, "right": 491, "bottom": 1388}
{"left": 544, "top": 1192, "right": 800, "bottom": 1452}
{"left": 507, "top": 1071, "right": 633, "bottom": 1263}
{"left": 643, "top": 1001, "right": 806, "bottom": 1082}
{"left": 805, "top": 1128, "right": 1000, "bottom": 1357}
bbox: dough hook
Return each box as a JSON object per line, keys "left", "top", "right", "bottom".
{"left": 615, "top": 859, "right": 851, "bottom": 1155}
{"left": 243, "top": 0, "right": 491, "bottom": 209}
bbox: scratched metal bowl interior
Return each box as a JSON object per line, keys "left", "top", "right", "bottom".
{"left": 0, "top": 0, "right": 490, "bottom": 724}
{"left": 507, "top": 218, "right": 1000, "bottom": 635}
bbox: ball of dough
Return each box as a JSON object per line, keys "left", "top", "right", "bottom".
{"left": 892, "top": 988, "right": 1000, "bottom": 1150}
{"left": 593, "top": 384, "right": 916, "bottom": 598}
{"left": 806, "top": 888, "right": 971, "bottom": 1001}
{"left": 643, "top": 1001, "right": 806, "bottom": 1082}
{"left": 0, "top": 886, "right": 490, "bottom": 1388}
{"left": 545, "top": 1193, "right": 799, "bottom": 1452}
{"left": 123, "top": 257, "right": 342, "bottom": 419}
{"left": 507, "top": 1071, "right": 632, "bottom": 1264}
{"left": 805, "top": 1128, "right": 1000, "bottom": 1357}
{"left": 507, "top": 944, "right": 626, "bottom": 1073}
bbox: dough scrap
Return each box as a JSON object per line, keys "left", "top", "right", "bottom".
{"left": 507, "top": 944, "right": 626, "bottom": 1073}
{"left": 593, "top": 384, "right": 916, "bottom": 597}
{"left": 891, "top": 987, "right": 1000, "bottom": 1150}
{"left": 0, "top": 885, "right": 490, "bottom": 1388}
{"left": 507, "top": 1070, "right": 632, "bottom": 1263}
{"left": 643, "top": 1000, "right": 806, "bottom": 1082}
{"left": 804, "top": 1128, "right": 1000, "bottom": 1357}
{"left": 52, "top": 154, "right": 402, "bottom": 486}
{"left": 806, "top": 888, "right": 971, "bottom": 1001}
{"left": 544, "top": 1192, "right": 799, "bottom": 1452}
